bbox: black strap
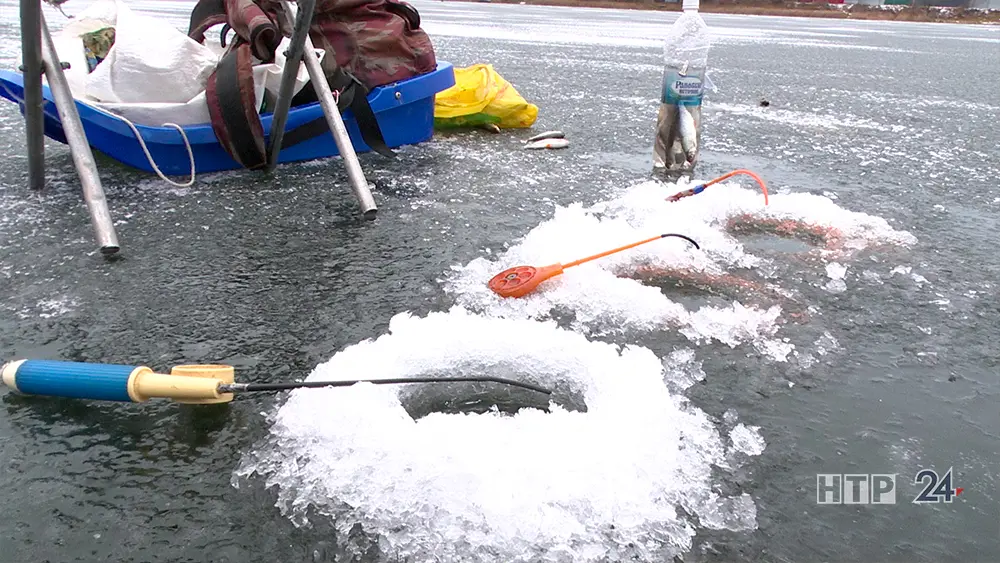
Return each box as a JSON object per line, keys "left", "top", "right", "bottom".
{"left": 210, "top": 43, "right": 268, "bottom": 170}
{"left": 349, "top": 91, "right": 395, "bottom": 158}
{"left": 202, "top": 23, "right": 393, "bottom": 168}
{"left": 283, "top": 71, "right": 395, "bottom": 158}
{"left": 283, "top": 92, "right": 394, "bottom": 157}
{"left": 188, "top": 0, "right": 227, "bottom": 40}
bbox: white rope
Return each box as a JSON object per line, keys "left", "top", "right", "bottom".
{"left": 116, "top": 113, "right": 196, "bottom": 188}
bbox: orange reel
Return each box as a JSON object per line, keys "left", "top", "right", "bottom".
{"left": 488, "top": 264, "right": 564, "bottom": 299}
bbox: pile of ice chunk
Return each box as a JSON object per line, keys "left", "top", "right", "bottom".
{"left": 443, "top": 179, "right": 915, "bottom": 361}
{"left": 236, "top": 177, "right": 918, "bottom": 561}
{"left": 235, "top": 308, "right": 758, "bottom": 562}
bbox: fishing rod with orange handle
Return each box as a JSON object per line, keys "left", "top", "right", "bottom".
{"left": 488, "top": 233, "right": 700, "bottom": 299}
{"left": 666, "top": 169, "right": 770, "bottom": 205}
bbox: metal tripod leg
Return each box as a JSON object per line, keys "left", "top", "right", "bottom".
{"left": 20, "top": 0, "right": 45, "bottom": 191}
{"left": 40, "top": 13, "right": 120, "bottom": 255}
{"left": 273, "top": 0, "right": 378, "bottom": 220}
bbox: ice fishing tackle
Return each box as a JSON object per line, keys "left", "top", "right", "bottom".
{"left": 666, "top": 168, "right": 769, "bottom": 205}
{"left": 488, "top": 233, "right": 700, "bottom": 299}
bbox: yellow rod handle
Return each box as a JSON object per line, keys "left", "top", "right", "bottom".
{"left": 129, "top": 371, "right": 224, "bottom": 402}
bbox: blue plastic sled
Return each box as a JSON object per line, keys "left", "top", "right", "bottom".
{"left": 0, "top": 61, "right": 454, "bottom": 176}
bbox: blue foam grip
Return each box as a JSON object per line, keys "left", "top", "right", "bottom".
{"left": 14, "top": 360, "right": 137, "bottom": 401}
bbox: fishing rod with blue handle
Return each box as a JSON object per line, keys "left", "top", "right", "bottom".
{"left": 0, "top": 359, "right": 552, "bottom": 404}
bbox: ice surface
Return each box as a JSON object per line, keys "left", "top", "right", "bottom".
{"left": 729, "top": 423, "right": 766, "bottom": 456}
{"left": 814, "top": 331, "right": 841, "bottom": 356}
{"left": 661, "top": 347, "right": 705, "bottom": 392}
{"left": 696, "top": 494, "right": 758, "bottom": 532}
{"left": 34, "top": 297, "right": 77, "bottom": 319}
{"left": 235, "top": 308, "right": 760, "bottom": 562}
{"left": 711, "top": 102, "right": 910, "bottom": 133}
{"left": 862, "top": 270, "right": 883, "bottom": 284}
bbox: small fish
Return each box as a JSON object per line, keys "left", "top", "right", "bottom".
{"left": 523, "top": 138, "right": 569, "bottom": 150}
{"left": 677, "top": 105, "right": 698, "bottom": 163}
{"left": 526, "top": 130, "right": 565, "bottom": 143}
{"left": 669, "top": 139, "right": 686, "bottom": 168}
{"left": 653, "top": 103, "right": 677, "bottom": 168}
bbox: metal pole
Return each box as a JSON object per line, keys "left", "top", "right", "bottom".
{"left": 40, "top": 15, "right": 120, "bottom": 255}
{"left": 20, "top": 0, "right": 45, "bottom": 191}
{"left": 279, "top": 1, "right": 377, "bottom": 220}
{"left": 265, "top": 0, "right": 315, "bottom": 172}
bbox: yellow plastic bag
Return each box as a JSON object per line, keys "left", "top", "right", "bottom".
{"left": 434, "top": 64, "right": 538, "bottom": 130}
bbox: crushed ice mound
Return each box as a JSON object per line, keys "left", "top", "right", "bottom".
{"left": 441, "top": 183, "right": 786, "bottom": 358}
{"left": 442, "top": 179, "right": 915, "bottom": 361}
{"left": 234, "top": 308, "right": 760, "bottom": 562}
{"left": 593, "top": 179, "right": 916, "bottom": 258}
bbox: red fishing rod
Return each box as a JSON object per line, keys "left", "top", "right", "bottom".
{"left": 666, "top": 169, "right": 769, "bottom": 204}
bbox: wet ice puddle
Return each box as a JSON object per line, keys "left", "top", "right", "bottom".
{"left": 235, "top": 177, "right": 917, "bottom": 562}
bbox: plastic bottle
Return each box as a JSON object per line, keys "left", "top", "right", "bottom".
{"left": 652, "top": 0, "right": 711, "bottom": 173}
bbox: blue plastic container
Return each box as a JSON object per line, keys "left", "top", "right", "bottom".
{"left": 0, "top": 61, "right": 454, "bottom": 175}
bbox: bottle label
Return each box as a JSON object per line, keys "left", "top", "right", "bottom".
{"left": 662, "top": 70, "right": 704, "bottom": 106}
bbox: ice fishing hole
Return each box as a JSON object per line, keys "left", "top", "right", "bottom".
{"left": 737, "top": 233, "right": 815, "bottom": 254}
{"left": 620, "top": 264, "right": 809, "bottom": 321}
{"left": 726, "top": 214, "right": 843, "bottom": 252}
{"left": 396, "top": 366, "right": 588, "bottom": 420}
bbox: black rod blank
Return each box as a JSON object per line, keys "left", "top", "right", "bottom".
{"left": 218, "top": 376, "right": 553, "bottom": 396}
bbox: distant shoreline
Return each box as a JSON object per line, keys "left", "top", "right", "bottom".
{"left": 449, "top": 0, "right": 1000, "bottom": 24}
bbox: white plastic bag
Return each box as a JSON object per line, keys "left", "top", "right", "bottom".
{"left": 83, "top": 37, "right": 321, "bottom": 127}
{"left": 84, "top": 0, "right": 218, "bottom": 104}
{"left": 45, "top": 0, "right": 322, "bottom": 127}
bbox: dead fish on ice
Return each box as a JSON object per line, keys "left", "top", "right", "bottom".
{"left": 526, "top": 130, "right": 565, "bottom": 142}
{"left": 524, "top": 137, "right": 570, "bottom": 150}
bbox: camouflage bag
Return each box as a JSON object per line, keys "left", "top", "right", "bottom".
{"left": 282, "top": 0, "right": 436, "bottom": 91}
{"left": 187, "top": 0, "right": 437, "bottom": 170}
{"left": 81, "top": 27, "right": 116, "bottom": 73}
